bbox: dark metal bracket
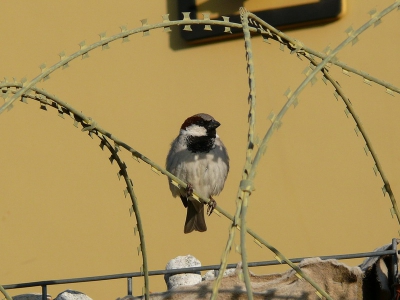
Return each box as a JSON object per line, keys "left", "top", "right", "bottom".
{"left": 178, "top": 0, "right": 345, "bottom": 43}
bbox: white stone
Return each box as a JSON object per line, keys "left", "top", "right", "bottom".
{"left": 54, "top": 290, "right": 92, "bottom": 300}
{"left": 164, "top": 255, "right": 202, "bottom": 290}
{"left": 12, "top": 294, "right": 51, "bottom": 300}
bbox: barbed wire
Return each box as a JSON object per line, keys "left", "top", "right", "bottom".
{"left": 1, "top": 1, "right": 400, "bottom": 299}
{"left": 0, "top": 284, "right": 12, "bottom": 300}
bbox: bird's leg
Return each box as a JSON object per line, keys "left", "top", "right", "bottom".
{"left": 180, "top": 183, "right": 194, "bottom": 208}
{"left": 207, "top": 196, "right": 217, "bottom": 216}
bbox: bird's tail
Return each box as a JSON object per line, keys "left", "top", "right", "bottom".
{"left": 184, "top": 200, "right": 207, "bottom": 233}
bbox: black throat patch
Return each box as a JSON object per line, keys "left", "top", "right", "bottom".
{"left": 186, "top": 134, "right": 215, "bottom": 153}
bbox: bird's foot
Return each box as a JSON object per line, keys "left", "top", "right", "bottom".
{"left": 185, "top": 183, "right": 194, "bottom": 198}
{"left": 207, "top": 197, "right": 217, "bottom": 216}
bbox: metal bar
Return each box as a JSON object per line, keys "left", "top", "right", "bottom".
{"left": 214, "top": 269, "right": 219, "bottom": 277}
{"left": 3, "top": 249, "right": 397, "bottom": 290}
{"left": 41, "top": 285, "right": 47, "bottom": 300}
{"left": 127, "top": 277, "right": 132, "bottom": 296}
{"left": 287, "top": 250, "right": 397, "bottom": 264}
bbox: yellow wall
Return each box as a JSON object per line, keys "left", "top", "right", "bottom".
{"left": 1, "top": 0, "right": 399, "bottom": 299}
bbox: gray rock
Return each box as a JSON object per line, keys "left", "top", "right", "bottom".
{"left": 164, "top": 255, "right": 202, "bottom": 290}
{"left": 54, "top": 290, "right": 92, "bottom": 300}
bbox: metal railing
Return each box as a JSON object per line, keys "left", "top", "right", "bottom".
{"left": 3, "top": 238, "right": 398, "bottom": 300}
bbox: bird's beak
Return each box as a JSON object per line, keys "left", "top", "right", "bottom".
{"left": 209, "top": 120, "right": 221, "bottom": 129}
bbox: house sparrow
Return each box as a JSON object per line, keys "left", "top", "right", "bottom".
{"left": 166, "top": 113, "right": 229, "bottom": 233}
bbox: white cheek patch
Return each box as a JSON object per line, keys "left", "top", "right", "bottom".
{"left": 182, "top": 124, "right": 207, "bottom": 137}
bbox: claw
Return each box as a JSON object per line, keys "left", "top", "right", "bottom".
{"left": 207, "top": 197, "right": 217, "bottom": 216}
{"left": 185, "top": 183, "right": 194, "bottom": 198}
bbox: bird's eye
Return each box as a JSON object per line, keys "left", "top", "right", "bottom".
{"left": 197, "top": 120, "right": 207, "bottom": 127}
